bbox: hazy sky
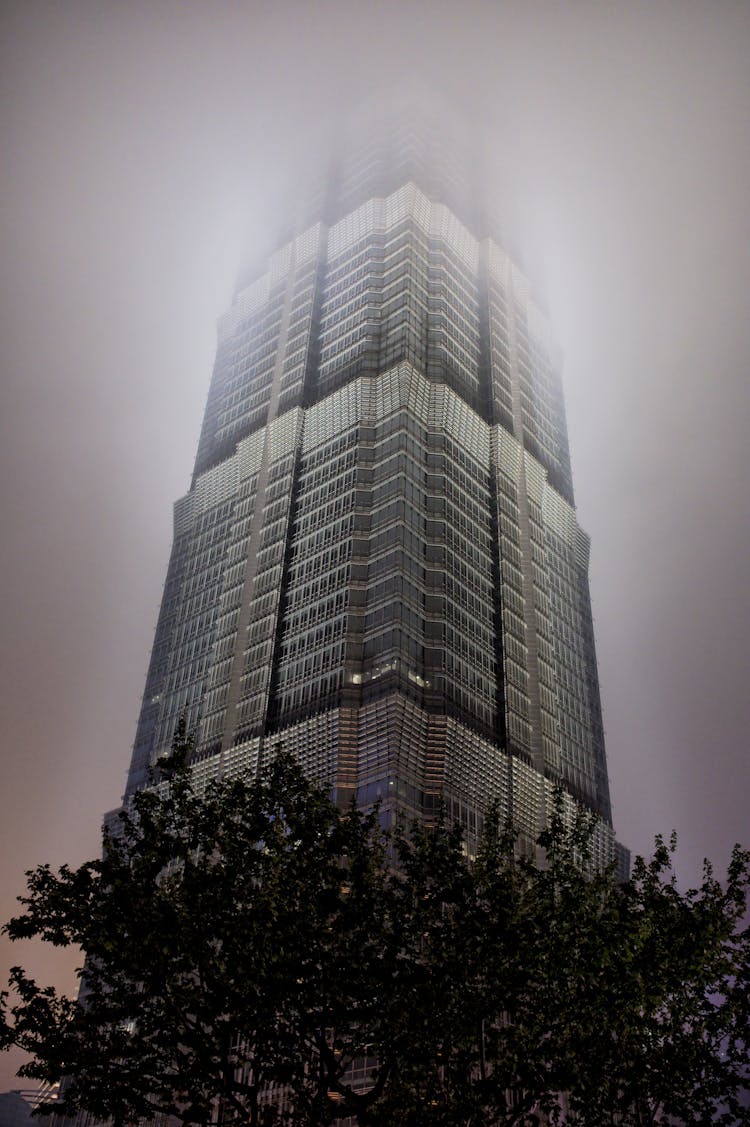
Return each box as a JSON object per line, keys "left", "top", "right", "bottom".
{"left": 1, "top": 0, "right": 749, "bottom": 1090}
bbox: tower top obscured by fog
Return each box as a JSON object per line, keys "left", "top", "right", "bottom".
{"left": 115, "top": 93, "right": 627, "bottom": 872}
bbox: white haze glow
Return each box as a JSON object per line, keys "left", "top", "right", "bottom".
{"left": 1, "top": 0, "right": 748, "bottom": 1089}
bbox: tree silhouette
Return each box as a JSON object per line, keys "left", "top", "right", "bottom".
{"left": 2, "top": 748, "right": 748, "bottom": 1125}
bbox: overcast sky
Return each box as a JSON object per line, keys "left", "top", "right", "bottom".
{"left": 1, "top": 0, "right": 749, "bottom": 1090}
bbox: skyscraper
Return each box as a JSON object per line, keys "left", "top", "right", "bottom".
{"left": 120, "top": 96, "right": 624, "bottom": 867}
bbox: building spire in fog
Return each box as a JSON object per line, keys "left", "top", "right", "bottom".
{"left": 118, "top": 95, "right": 626, "bottom": 867}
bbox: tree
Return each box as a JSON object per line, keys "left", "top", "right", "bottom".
{"left": 372, "top": 806, "right": 750, "bottom": 1126}
{"left": 0, "top": 740, "right": 395, "bottom": 1126}
{"left": 2, "top": 742, "right": 749, "bottom": 1126}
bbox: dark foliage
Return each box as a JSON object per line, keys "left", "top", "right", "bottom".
{"left": 2, "top": 741, "right": 748, "bottom": 1125}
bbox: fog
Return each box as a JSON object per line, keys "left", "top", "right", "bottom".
{"left": 1, "top": 0, "right": 748, "bottom": 1089}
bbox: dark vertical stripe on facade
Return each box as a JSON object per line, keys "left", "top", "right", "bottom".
{"left": 267, "top": 226, "right": 327, "bottom": 729}
{"left": 301, "top": 234, "right": 328, "bottom": 410}
{"left": 265, "top": 444, "right": 304, "bottom": 733}
{"left": 478, "top": 240, "right": 508, "bottom": 756}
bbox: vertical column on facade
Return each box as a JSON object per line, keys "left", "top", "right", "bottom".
{"left": 236, "top": 226, "right": 330, "bottom": 756}
{"left": 478, "top": 238, "right": 509, "bottom": 761}
{"left": 197, "top": 464, "right": 259, "bottom": 761}
{"left": 269, "top": 404, "right": 358, "bottom": 741}
{"left": 421, "top": 414, "right": 449, "bottom": 815}
{"left": 334, "top": 402, "right": 372, "bottom": 800}
{"left": 356, "top": 396, "right": 419, "bottom": 802}
{"left": 217, "top": 243, "right": 302, "bottom": 760}
{"left": 423, "top": 714, "right": 448, "bottom": 821}
{"left": 264, "top": 222, "right": 330, "bottom": 733}
{"left": 495, "top": 254, "right": 550, "bottom": 841}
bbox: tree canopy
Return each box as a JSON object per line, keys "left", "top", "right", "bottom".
{"left": 2, "top": 739, "right": 749, "bottom": 1126}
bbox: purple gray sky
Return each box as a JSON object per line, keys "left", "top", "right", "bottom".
{"left": 1, "top": 0, "right": 749, "bottom": 1089}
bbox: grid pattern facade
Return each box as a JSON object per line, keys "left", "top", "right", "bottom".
{"left": 123, "top": 126, "right": 618, "bottom": 860}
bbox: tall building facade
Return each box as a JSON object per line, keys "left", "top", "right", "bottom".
{"left": 122, "top": 99, "right": 623, "bottom": 864}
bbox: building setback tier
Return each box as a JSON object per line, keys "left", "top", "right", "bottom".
{"left": 120, "top": 152, "right": 623, "bottom": 870}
